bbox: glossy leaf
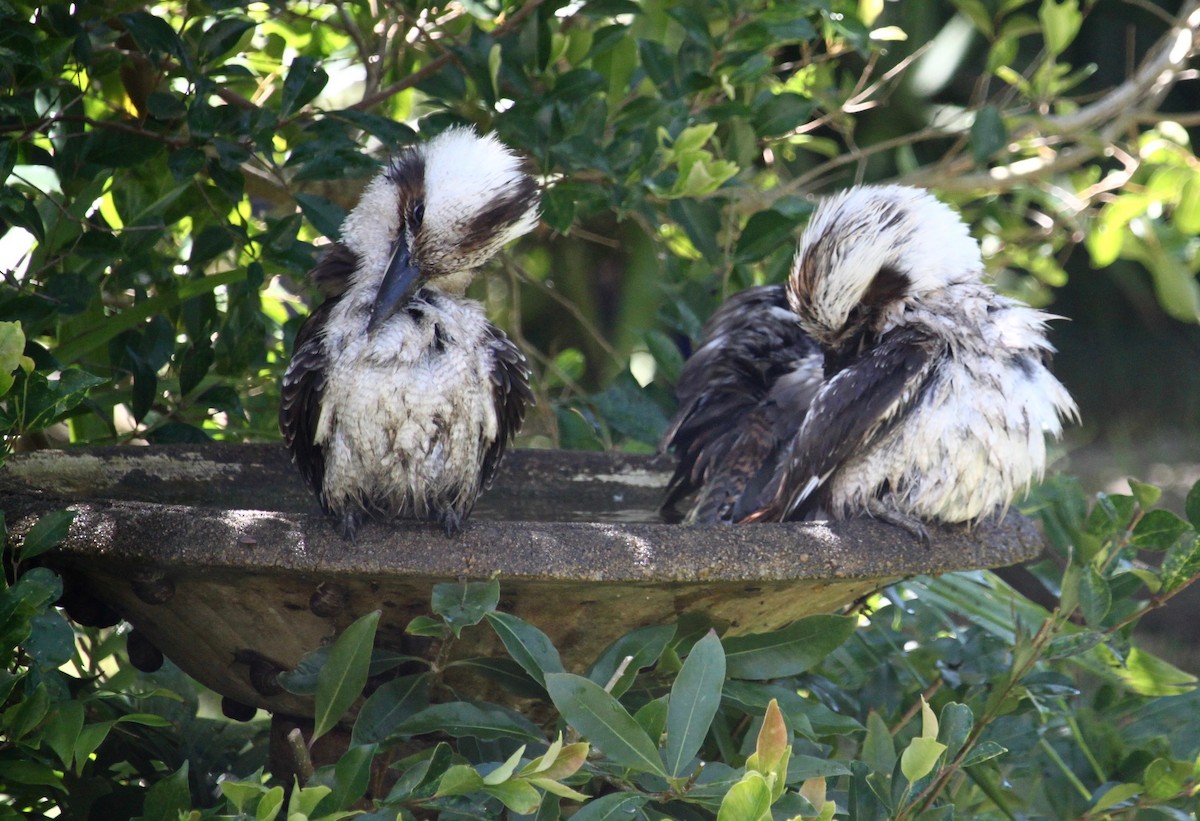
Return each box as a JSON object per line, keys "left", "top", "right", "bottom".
{"left": 545, "top": 672, "right": 667, "bottom": 777}
{"left": 351, "top": 674, "right": 430, "bottom": 746}
{"left": 434, "top": 579, "right": 500, "bottom": 637}
{"left": 312, "top": 610, "right": 381, "bottom": 744}
{"left": 1132, "top": 509, "right": 1193, "bottom": 550}
{"left": 664, "top": 630, "right": 725, "bottom": 777}
{"left": 724, "top": 615, "right": 857, "bottom": 679}
{"left": 18, "top": 510, "right": 75, "bottom": 562}
{"left": 485, "top": 610, "right": 564, "bottom": 686}
{"left": 393, "top": 702, "right": 542, "bottom": 741}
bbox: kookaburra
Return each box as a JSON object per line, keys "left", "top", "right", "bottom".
{"left": 664, "top": 185, "right": 1077, "bottom": 538}
{"left": 280, "top": 127, "right": 539, "bottom": 540}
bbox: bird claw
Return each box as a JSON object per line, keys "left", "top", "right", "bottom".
{"left": 867, "top": 503, "right": 931, "bottom": 547}
{"left": 338, "top": 510, "right": 363, "bottom": 544}
{"left": 440, "top": 509, "right": 464, "bottom": 537}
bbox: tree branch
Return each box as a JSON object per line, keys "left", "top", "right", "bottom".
{"left": 899, "top": 0, "right": 1200, "bottom": 193}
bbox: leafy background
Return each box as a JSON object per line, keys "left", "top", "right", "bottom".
{"left": 4, "top": 0, "right": 1200, "bottom": 818}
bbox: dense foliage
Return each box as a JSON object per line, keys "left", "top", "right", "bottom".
{"left": 2, "top": 0, "right": 1199, "bottom": 452}
{"left": 4, "top": 0, "right": 1200, "bottom": 819}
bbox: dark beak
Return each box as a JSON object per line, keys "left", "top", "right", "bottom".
{"left": 368, "top": 241, "right": 422, "bottom": 333}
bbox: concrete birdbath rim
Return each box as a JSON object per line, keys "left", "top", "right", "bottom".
{"left": 0, "top": 443, "right": 1044, "bottom": 584}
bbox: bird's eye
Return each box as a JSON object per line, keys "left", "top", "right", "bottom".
{"left": 411, "top": 202, "right": 425, "bottom": 228}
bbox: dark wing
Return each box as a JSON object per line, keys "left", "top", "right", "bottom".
{"left": 280, "top": 302, "right": 336, "bottom": 506}
{"left": 279, "top": 244, "right": 360, "bottom": 507}
{"left": 744, "top": 325, "right": 941, "bottom": 522}
{"left": 309, "top": 242, "right": 360, "bottom": 298}
{"left": 480, "top": 324, "right": 534, "bottom": 492}
{"left": 660, "top": 285, "right": 823, "bottom": 522}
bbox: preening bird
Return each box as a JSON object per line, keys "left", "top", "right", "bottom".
{"left": 659, "top": 285, "right": 823, "bottom": 523}
{"left": 664, "top": 185, "right": 1077, "bottom": 538}
{"left": 280, "top": 127, "right": 539, "bottom": 540}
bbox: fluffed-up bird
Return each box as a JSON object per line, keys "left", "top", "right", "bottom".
{"left": 663, "top": 185, "right": 1077, "bottom": 539}
{"left": 280, "top": 127, "right": 539, "bottom": 540}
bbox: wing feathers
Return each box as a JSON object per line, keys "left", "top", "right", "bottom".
{"left": 746, "top": 325, "right": 940, "bottom": 521}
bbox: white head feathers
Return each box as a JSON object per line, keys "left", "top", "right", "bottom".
{"left": 788, "top": 185, "right": 983, "bottom": 343}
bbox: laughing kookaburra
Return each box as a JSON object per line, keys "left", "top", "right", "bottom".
{"left": 280, "top": 127, "right": 539, "bottom": 540}
{"left": 665, "top": 185, "right": 1077, "bottom": 538}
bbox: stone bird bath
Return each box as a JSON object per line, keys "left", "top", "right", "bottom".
{"left": 2, "top": 444, "right": 1042, "bottom": 721}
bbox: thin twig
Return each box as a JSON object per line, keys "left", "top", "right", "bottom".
{"left": 350, "top": 0, "right": 548, "bottom": 112}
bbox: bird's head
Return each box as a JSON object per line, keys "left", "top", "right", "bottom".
{"left": 786, "top": 185, "right": 982, "bottom": 348}
{"left": 339, "top": 126, "right": 540, "bottom": 332}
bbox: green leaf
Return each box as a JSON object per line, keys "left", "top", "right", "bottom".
{"left": 25, "top": 610, "right": 75, "bottom": 669}
{"left": 287, "top": 783, "right": 332, "bottom": 817}
{"left": 1079, "top": 566, "right": 1112, "bottom": 627}
{"left": 937, "top": 703, "right": 973, "bottom": 762}
{"left": 586, "top": 623, "right": 675, "bottom": 698}
{"left": 568, "top": 792, "right": 648, "bottom": 820}
{"left": 405, "top": 615, "right": 450, "bottom": 638}
{"left": 484, "top": 779, "right": 543, "bottom": 814}
{"left": 724, "top": 615, "right": 857, "bottom": 679}
{"left": 1143, "top": 757, "right": 1191, "bottom": 799}
{"left": 1185, "top": 479, "right": 1200, "bottom": 530}
{"left": 483, "top": 745, "right": 526, "bottom": 786}
{"left": 958, "top": 740, "right": 1007, "bottom": 768}
{"left": 220, "top": 780, "right": 266, "bottom": 814}
{"left": 900, "top": 736, "right": 947, "bottom": 783}
{"left": 1161, "top": 533, "right": 1200, "bottom": 593}
{"left": 387, "top": 742, "right": 452, "bottom": 801}
{"left": 665, "top": 630, "right": 725, "bottom": 777}
{"left": 351, "top": 673, "right": 430, "bottom": 746}
{"left": 295, "top": 193, "right": 348, "bottom": 240}
{"left": 317, "top": 744, "right": 377, "bottom": 812}
{"left": 545, "top": 672, "right": 667, "bottom": 776}
{"left": 119, "top": 12, "right": 186, "bottom": 60}
{"left": 1039, "top": 0, "right": 1081, "bottom": 55}
{"left": 312, "top": 610, "right": 381, "bottom": 743}
{"left": 735, "top": 209, "right": 798, "bottom": 262}
{"left": 1132, "top": 509, "right": 1193, "bottom": 550}
{"left": 0, "top": 321, "right": 25, "bottom": 397}
{"left": 142, "top": 761, "right": 191, "bottom": 821}
{"left": 0, "top": 759, "right": 65, "bottom": 791}
{"left": 433, "top": 579, "right": 500, "bottom": 637}
{"left": 256, "top": 785, "right": 284, "bottom": 821}
{"left": 970, "top": 105, "right": 1007, "bottom": 165}
{"left": 73, "top": 722, "right": 114, "bottom": 775}
{"left": 716, "top": 771, "right": 772, "bottom": 821}
{"left": 862, "top": 712, "right": 896, "bottom": 775}
{"left": 1090, "top": 782, "right": 1142, "bottom": 813}
{"left": 435, "top": 764, "right": 486, "bottom": 797}
{"left": 394, "top": 702, "right": 542, "bottom": 741}
{"left": 634, "top": 695, "right": 669, "bottom": 744}
{"left": 42, "top": 701, "right": 84, "bottom": 768}
{"left": 752, "top": 92, "right": 815, "bottom": 137}
{"left": 1128, "top": 479, "right": 1163, "bottom": 510}
{"left": 19, "top": 509, "right": 75, "bottom": 562}
{"left": 485, "top": 611, "right": 565, "bottom": 688}
{"left": 1111, "top": 646, "right": 1197, "bottom": 697}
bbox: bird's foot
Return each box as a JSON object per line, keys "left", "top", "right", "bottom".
{"left": 338, "top": 510, "right": 364, "bottom": 544}
{"left": 866, "top": 502, "right": 930, "bottom": 547}
{"left": 440, "top": 509, "right": 464, "bottom": 537}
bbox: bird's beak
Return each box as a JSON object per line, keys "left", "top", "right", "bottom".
{"left": 368, "top": 241, "right": 421, "bottom": 333}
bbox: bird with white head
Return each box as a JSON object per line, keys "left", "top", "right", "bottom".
{"left": 664, "top": 185, "right": 1077, "bottom": 539}
{"left": 280, "top": 127, "right": 539, "bottom": 540}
